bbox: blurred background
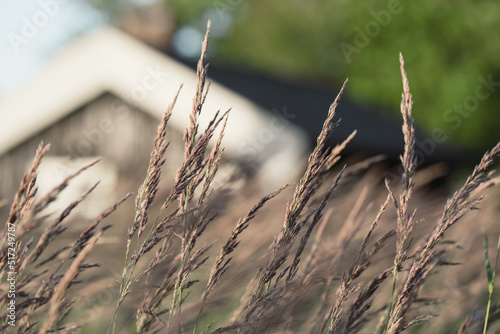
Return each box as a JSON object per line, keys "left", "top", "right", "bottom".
{"left": 91, "top": 0, "right": 500, "bottom": 156}
{"left": 2, "top": 0, "right": 500, "bottom": 156}
{"left": 1, "top": 0, "right": 500, "bottom": 202}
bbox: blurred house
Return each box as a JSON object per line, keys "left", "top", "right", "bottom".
{"left": 176, "top": 62, "right": 469, "bottom": 169}
{"left": 0, "top": 26, "right": 309, "bottom": 217}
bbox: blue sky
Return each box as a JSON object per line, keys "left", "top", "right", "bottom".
{"left": 0, "top": 0, "right": 104, "bottom": 94}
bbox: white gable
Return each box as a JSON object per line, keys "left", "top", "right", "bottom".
{"left": 0, "top": 26, "right": 308, "bottom": 188}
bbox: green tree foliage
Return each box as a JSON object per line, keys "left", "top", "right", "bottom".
{"left": 92, "top": 0, "right": 500, "bottom": 153}
{"left": 168, "top": 0, "right": 500, "bottom": 153}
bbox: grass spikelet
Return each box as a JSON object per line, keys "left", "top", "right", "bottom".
{"left": 39, "top": 230, "right": 103, "bottom": 334}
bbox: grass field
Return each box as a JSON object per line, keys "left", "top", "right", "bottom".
{"left": 1, "top": 23, "right": 500, "bottom": 334}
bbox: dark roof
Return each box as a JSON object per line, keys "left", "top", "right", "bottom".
{"left": 170, "top": 56, "right": 469, "bottom": 168}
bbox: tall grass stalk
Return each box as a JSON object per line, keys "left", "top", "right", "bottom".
{"left": 382, "top": 53, "right": 417, "bottom": 333}
{"left": 482, "top": 232, "right": 500, "bottom": 334}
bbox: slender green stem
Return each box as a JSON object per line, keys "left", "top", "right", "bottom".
{"left": 109, "top": 169, "right": 151, "bottom": 334}
{"left": 383, "top": 267, "right": 398, "bottom": 333}
{"left": 108, "top": 236, "right": 134, "bottom": 334}
{"left": 482, "top": 233, "right": 500, "bottom": 334}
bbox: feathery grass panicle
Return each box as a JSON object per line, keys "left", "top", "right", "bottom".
{"left": 178, "top": 109, "right": 230, "bottom": 211}
{"left": 399, "top": 53, "right": 416, "bottom": 196}
{"left": 69, "top": 192, "right": 132, "bottom": 261}
{"left": 326, "top": 193, "right": 392, "bottom": 333}
{"left": 230, "top": 81, "right": 354, "bottom": 333}
{"left": 384, "top": 142, "right": 500, "bottom": 334}
{"left": 161, "top": 109, "right": 229, "bottom": 214}
{"left": 24, "top": 190, "right": 127, "bottom": 333}
{"left": 110, "top": 20, "right": 235, "bottom": 333}
{"left": 203, "top": 183, "right": 289, "bottom": 303}
{"left": 111, "top": 87, "right": 180, "bottom": 334}
{"left": 343, "top": 195, "right": 394, "bottom": 333}
{"left": 395, "top": 53, "right": 417, "bottom": 260}
{"left": 254, "top": 79, "right": 348, "bottom": 292}
{"left": 383, "top": 53, "right": 418, "bottom": 333}
{"left": 34, "top": 157, "right": 101, "bottom": 216}
{"left": 169, "top": 21, "right": 225, "bottom": 325}
{"left": 283, "top": 79, "right": 347, "bottom": 235}
{"left": 1, "top": 142, "right": 48, "bottom": 268}
{"left": 309, "top": 193, "right": 375, "bottom": 332}
{"left": 133, "top": 86, "right": 180, "bottom": 240}
{"left": 39, "top": 230, "right": 103, "bottom": 334}
{"left": 198, "top": 112, "right": 229, "bottom": 206}
{"left": 389, "top": 53, "right": 417, "bottom": 268}
{"left": 382, "top": 57, "right": 500, "bottom": 332}
{"left": 298, "top": 208, "right": 332, "bottom": 285}
{"left": 5, "top": 142, "right": 50, "bottom": 226}
{"left": 20, "top": 182, "right": 100, "bottom": 269}
{"left": 184, "top": 20, "right": 211, "bottom": 159}
{"left": 0, "top": 141, "right": 129, "bottom": 333}
{"left": 287, "top": 166, "right": 345, "bottom": 283}
{"left": 324, "top": 130, "right": 357, "bottom": 172}
{"left": 193, "top": 184, "right": 289, "bottom": 332}
{"left": 424, "top": 142, "right": 500, "bottom": 254}
{"left": 0, "top": 143, "right": 50, "bottom": 278}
